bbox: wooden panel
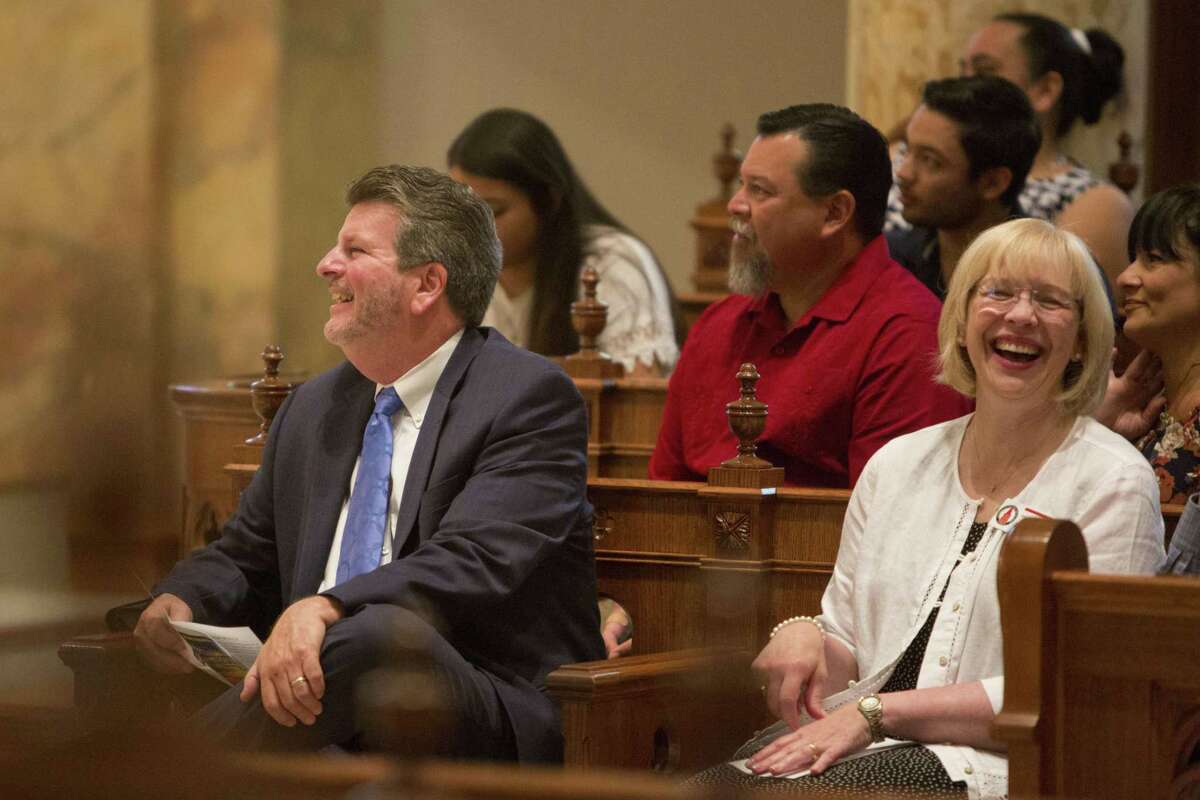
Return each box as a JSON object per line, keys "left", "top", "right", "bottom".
{"left": 576, "top": 378, "right": 667, "bottom": 480}
{"left": 588, "top": 479, "right": 849, "bottom": 655}
{"left": 997, "top": 521, "right": 1200, "bottom": 800}
{"left": 171, "top": 380, "right": 262, "bottom": 555}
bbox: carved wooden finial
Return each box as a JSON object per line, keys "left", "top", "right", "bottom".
{"left": 707, "top": 363, "right": 784, "bottom": 488}
{"left": 690, "top": 125, "right": 743, "bottom": 292}
{"left": 563, "top": 265, "right": 624, "bottom": 378}
{"left": 1109, "top": 130, "right": 1139, "bottom": 195}
{"left": 574, "top": 265, "right": 606, "bottom": 353}
{"left": 246, "top": 344, "right": 294, "bottom": 446}
{"left": 714, "top": 123, "right": 740, "bottom": 201}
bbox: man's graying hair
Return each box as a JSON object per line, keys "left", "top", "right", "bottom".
{"left": 346, "top": 165, "right": 501, "bottom": 327}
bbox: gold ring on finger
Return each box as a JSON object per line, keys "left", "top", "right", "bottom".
{"left": 291, "top": 675, "right": 308, "bottom": 688}
{"left": 807, "top": 742, "right": 820, "bottom": 758}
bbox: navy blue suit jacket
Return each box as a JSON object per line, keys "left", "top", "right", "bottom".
{"left": 157, "top": 327, "right": 605, "bottom": 761}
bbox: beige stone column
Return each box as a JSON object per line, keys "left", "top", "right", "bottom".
{"left": 0, "top": 0, "right": 383, "bottom": 591}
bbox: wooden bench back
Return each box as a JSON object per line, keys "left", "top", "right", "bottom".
{"left": 995, "top": 518, "right": 1200, "bottom": 799}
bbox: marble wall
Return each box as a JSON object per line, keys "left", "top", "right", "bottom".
{"left": 847, "top": 0, "right": 1147, "bottom": 199}
{"left": 1, "top": 1, "right": 383, "bottom": 589}
{"left": 0, "top": 1, "right": 163, "bottom": 584}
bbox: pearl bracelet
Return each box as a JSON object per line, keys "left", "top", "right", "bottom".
{"left": 769, "top": 615, "right": 826, "bottom": 641}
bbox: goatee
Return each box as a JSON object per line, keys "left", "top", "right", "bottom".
{"left": 728, "top": 236, "right": 772, "bottom": 296}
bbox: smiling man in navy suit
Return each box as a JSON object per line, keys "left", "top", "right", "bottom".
{"left": 133, "top": 165, "right": 605, "bottom": 761}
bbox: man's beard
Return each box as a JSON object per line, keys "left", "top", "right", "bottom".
{"left": 728, "top": 232, "right": 772, "bottom": 296}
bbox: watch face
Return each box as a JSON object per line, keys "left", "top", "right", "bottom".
{"left": 860, "top": 696, "right": 881, "bottom": 712}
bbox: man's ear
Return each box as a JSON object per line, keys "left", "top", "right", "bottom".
{"left": 1027, "top": 70, "right": 1063, "bottom": 116}
{"left": 409, "top": 262, "right": 448, "bottom": 315}
{"left": 976, "top": 166, "right": 1014, "bottom": 204}
{"left": 821, "top": 190, "right": 857, "bottom": 238}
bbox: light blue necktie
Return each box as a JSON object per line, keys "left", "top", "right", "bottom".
{"left": 336, "top": 387, "right": 403, "bottom": 584}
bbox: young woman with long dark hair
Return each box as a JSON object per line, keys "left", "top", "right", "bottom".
{"left": 448, "top": 108, "right": 678, "bottom": 376}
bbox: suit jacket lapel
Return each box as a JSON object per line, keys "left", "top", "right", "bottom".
{"left": 391, "top": 327, "right": 485, "bottom": 556}
{"left": 293, "top": 365, "right": 375, "bottom": 598}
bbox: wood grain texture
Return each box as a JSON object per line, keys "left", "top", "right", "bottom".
{"left": 997, "top": 519, "right": 1200, "bottom": 800}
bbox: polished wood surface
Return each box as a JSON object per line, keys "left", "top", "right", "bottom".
{"left": 545, "top": 475, "right": 848, "bottom": 771}
{"left": 996, "top": 518, "right": 1200, "bottom": 800}
{"left": 549, "top": 648, "right": 760, "bottom": 772}
{"left": 170, "top": 379, "right": 264, "bottom": 554}
{"left": 589, "top": 479, "right": 848, "bottom": 654}
{"left": 572, "top": 376, "right": 666, "bottom": 478}
{"left": 171, "top": 346, "right": 304, "bottom": 555}
{"left": 689, "top": 124, "right": 739, "bottom": 294}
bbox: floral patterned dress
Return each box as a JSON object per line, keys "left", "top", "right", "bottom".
{"left": 1137, "top": 406, "right": 1200, "bottom": 504}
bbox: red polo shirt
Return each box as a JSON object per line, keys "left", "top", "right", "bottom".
{"left": 649, "top": 236, "right": 972, "bottom": 488}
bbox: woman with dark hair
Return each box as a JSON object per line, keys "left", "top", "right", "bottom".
{"left": 887, "top": 13, "right": 1133, "bottom": 286}
{"left": 1106, "top": 184, "right": 1200, "bottom": 504}
{"left": 447, "top": 108, "right": 678, "bottom": 376}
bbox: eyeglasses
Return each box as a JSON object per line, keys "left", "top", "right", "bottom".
{"left": 973, "top": 282, "right": 1079, "bottom": 315}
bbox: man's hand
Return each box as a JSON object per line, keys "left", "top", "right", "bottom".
{"left": 752, "top": 620, "right": 828, "bottom": 730}
{"left": 1095, "top": 348, "right": 1166, "bottom": 441}
{"left": 601, "top": 616, "right": 633, "bottom": 659}
{"left": 240, "top": 595, "right": 344, "bottom": 727}
{"left": 133, "top": 593, "right": 195, "bottom": 674}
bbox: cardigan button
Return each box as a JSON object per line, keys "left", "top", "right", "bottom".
{"left": 938, "top": 656, "right": 948, "bottom": 667}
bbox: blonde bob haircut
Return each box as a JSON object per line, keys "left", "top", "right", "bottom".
{"left": 936, "top": 218, "right": 1114, "bottom": 416}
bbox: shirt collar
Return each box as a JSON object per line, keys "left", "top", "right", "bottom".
{"left": 743, "top": 235, "right": 892, "bottom": 330}
{"left": 374, "top": 328, "right": 463, "bottom": 428}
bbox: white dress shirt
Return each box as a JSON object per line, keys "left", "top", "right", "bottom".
{"left": 317, "top": 330, "right": 463, "bottom": 593}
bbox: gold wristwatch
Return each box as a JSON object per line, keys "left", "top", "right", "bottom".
{"left": 857, "top": 694, "right": 885, "bottom": 743}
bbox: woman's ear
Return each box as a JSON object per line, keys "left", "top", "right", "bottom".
{"left": 1028, "top": 70, "right": 1064, "bottom": 116}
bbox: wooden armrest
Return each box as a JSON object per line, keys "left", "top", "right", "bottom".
{"left": 58, "top": 631, "right": 223, "bottom": 732}
{"left": 548, "top": 648, "right": 764, "bottom": 772}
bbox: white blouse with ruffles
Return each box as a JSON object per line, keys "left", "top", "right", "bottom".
{"left": 481, "top": 225, "right": 678, "bottom": 373}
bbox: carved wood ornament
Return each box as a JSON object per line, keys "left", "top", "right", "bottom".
{"left": 246, "top": 344, "right": 297, "bottom": 446}
{"left": 713, "top": 511, "right": 751, "bottom": 552}
{"left": 706, "top": 363, "right": 784, "bottom": 488}
{"left": 563, "top": 265, "right": 623, "bottom": 379}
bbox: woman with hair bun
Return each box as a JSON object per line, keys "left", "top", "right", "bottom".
{"left": 963, "top": 13, "right": 1133, "bottom": 286}
{"left": 887, "top": 13, "right": 1134, "bottom": 287}
{"left": 448, "top": 108, "right": 679, "bottom": 377}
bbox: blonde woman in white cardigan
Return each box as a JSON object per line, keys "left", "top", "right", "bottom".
{"left": 691, "top": 219, "right": 1162, "bottom": 798}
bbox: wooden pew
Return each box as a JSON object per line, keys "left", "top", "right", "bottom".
{"left": 994, "top": 518, "right": 1200, "bottom": 799}
{"left": 181, "top": 322, "right": 667, "bottom": 553}
{"left": 558, "top": 266, "right": 668, "bottom": 479}
{"left": 64, "top": 362, "right": 835, "bottom": 774}
{"left": 677, "top": 124, "right": 738, "bottom": 333}
{"left": 172, "top": 345, "right": 304, "bottom": 554}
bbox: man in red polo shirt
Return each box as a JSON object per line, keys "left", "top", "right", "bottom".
{"left": 650, "top": 104, "right": 971, "bottom": 488}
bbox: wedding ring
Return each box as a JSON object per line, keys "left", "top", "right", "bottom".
{"left": 807, "top": 742, "right": 820, "bottom": 758}
{"left": 291, "top": 675, "right": 308, "bottom": 688}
